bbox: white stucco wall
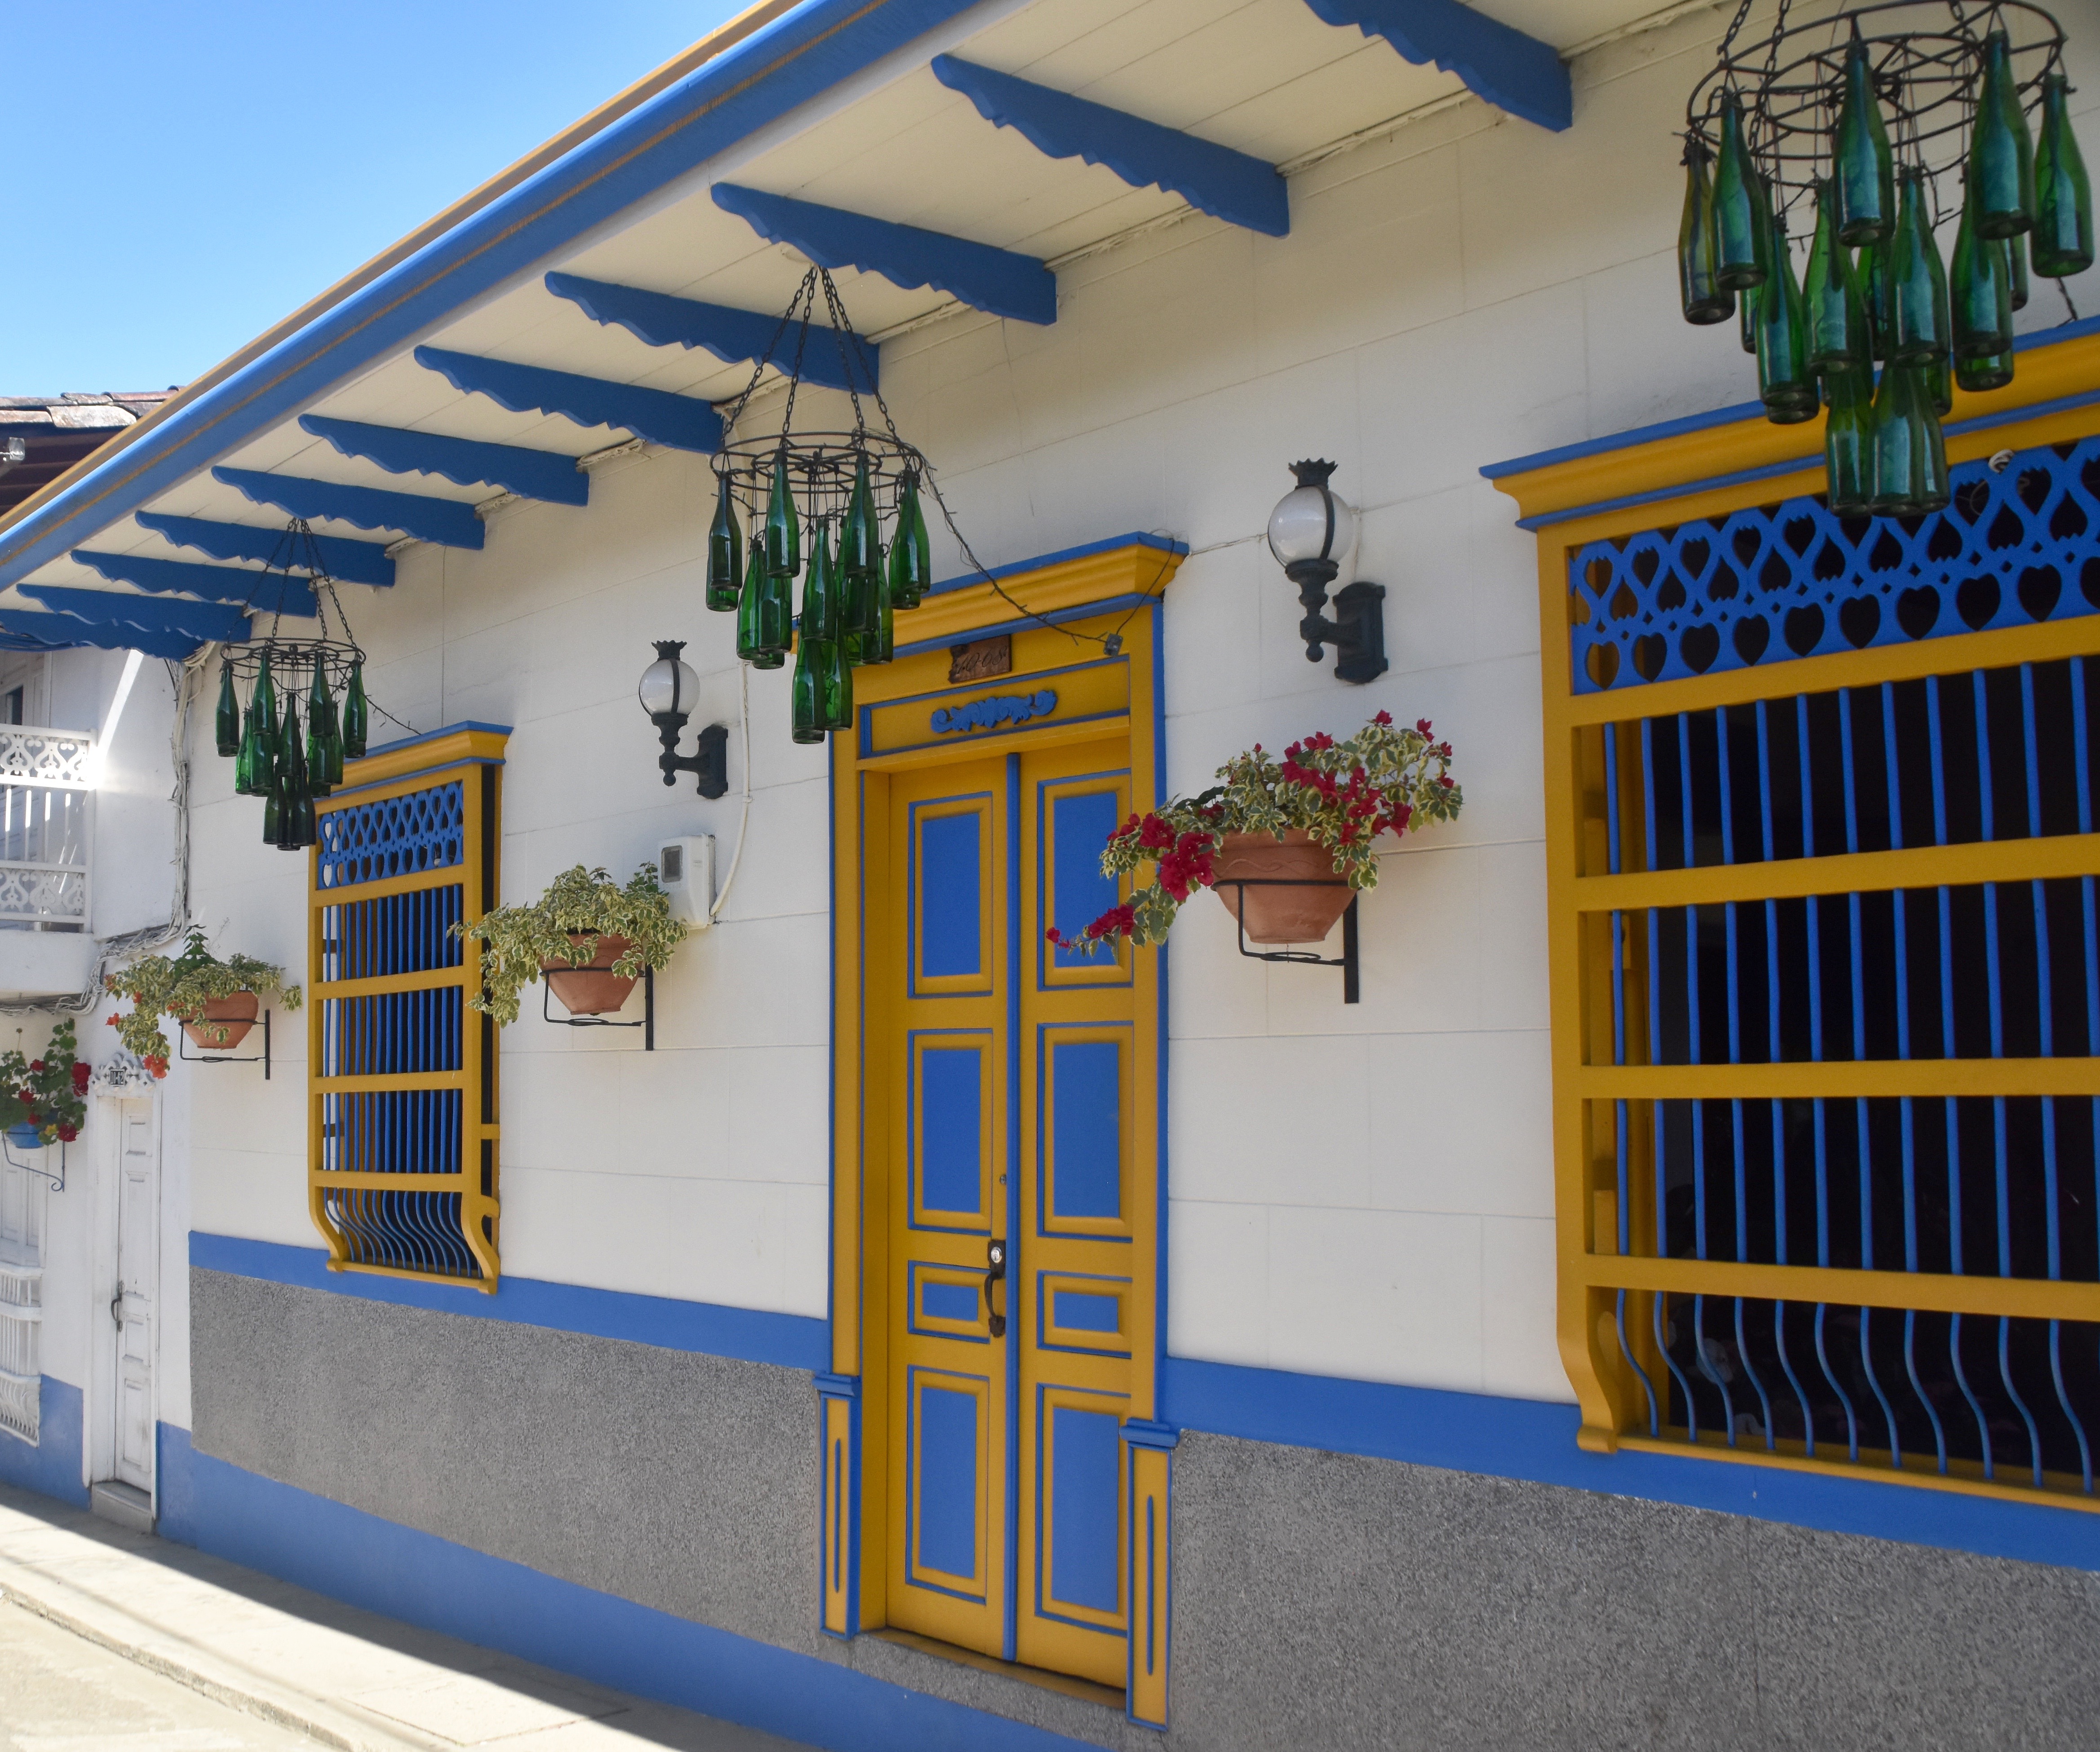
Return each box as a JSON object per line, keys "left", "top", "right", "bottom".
{"left": 160, "top": 4, "right": 2100, "bottom": 1412}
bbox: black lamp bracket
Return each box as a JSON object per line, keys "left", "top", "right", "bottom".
{"left": 655, "top": 718, "right": 729, "bottom": 799}
{"left": 1291, "top": 570, "right": 1388, "bottom": 686}
{"left": 177, "top": 1007, "right": 272, "bottom": 1079}
{"left": 544, "top": 964, "right": 656, "bottom": 1050}
{"left": 1215, "top": 880, "right": 1361, "bottom": 1004}
{"left": 2, "top": 1137, "right": 66, "bottom": 1191}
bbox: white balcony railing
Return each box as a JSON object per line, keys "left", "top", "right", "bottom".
{"left": 0, "top": 726, "right": 92, "bottom": 931}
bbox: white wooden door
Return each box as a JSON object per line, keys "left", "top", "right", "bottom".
{"left": 113, "top": 1099, "right": 156, "bottom": 1492}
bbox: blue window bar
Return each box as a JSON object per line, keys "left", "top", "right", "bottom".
{"left": 307, "top": 732, "right": 505, "bottom": 1288}
{"left": 1565, "top": 438, "right": 2100, "bottom": 1503}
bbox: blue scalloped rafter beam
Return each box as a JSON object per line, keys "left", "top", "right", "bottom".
{"left": 0, "top": 609, "right": 200, "bottom": 661}
{"left": 543, "top": 272, "right": 875, "bottom": 393}
{"left": 930, "top": 56, "right": 1289, "bottom": 237}
{"left": 15, "top": 583, "right": 249, "bottom": 645}
{"left": 298, "top": 415, "right": 590, "bottom": 508}
{"left": 133, "top": 512, "right": 396, "bottom": 587}
{"left": 212, "top": 468, "right": 486, "bottom": 550}
{"left": 72, "top": 550, "right": 317, "bottom": 619}
{"left": 1300, "top": 0, "right": 1570, "bottom": 132}
{"left": 412, "top": 347, "right": 723, "bottom": 455}
{"left": 711, "top": 184, "right": 1057, "bottom": 326}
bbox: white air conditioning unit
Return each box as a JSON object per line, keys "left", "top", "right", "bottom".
{"left": 658, "top": 834, "right": 715, "bottom": 928}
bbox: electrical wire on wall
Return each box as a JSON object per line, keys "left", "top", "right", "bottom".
{"left": 711, "top": 657, "right": 752, "bottom": 923}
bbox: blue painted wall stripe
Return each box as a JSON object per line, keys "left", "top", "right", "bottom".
{"left": 153, "top": 1424, "right": 1094, "bottom": 1752}
{"left": 0, "top": 1378, "right": 86, "bottom": 1506}
{"left": 189, "top": 1233, "right": 826, "bottom": 1372}
{"left": 1160, "top": 1356, "right": 2100, "bottom": 1571}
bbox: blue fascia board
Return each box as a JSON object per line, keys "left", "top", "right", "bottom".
{"left": 926, "top": 528, "right": 1189, "bottom": 596}
{"left": 1161, "top": 1357, "right": 2100, "bottom": 1572}
{"left": 0, "top": 0, "right": 983, "bottom": 591}
{"left": 213, "top": 468, "right": 485, "bottom": 550}
{"left": 133, "top": 512, "right": 396, "bottom": 587}
{"left": 1300, "top": 0, "right": 1571, "bottom": 133}
{"left": 712, "top": 183, "right": 1057, "bottom": 327}
{"left": 299, "top": 415, "right": 589, "bottom": 508}
{"left": 931, "top": 56, "right": 1288, "bottom": 237}
{"left": 0, "top": 608, "right": 204, "bottom": 662}
{"left": 73, "top": 549, "right": 317, "bottom": 618}
{"left": 17, "top": 582, "right": 248, "bottom": 644}
{"left": 543, "top": 272, "right": 875, "bottom": 393}
{"left": 190, "top": 1232, "right": 828, "bottom": 1373}
{"left": 413, "top": 346, "right": 723, "bottom": 455}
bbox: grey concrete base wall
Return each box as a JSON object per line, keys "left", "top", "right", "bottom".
{"left": 194, "top": 1274, "right": 2100, "bottom": 1752}
{"left": 1169, "top": 1431, "right": 2100, "bottom": 1752}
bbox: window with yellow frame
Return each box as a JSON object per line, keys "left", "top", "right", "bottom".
{"left": 1495, "top": 330, "right": 2100, "bottom": 1511}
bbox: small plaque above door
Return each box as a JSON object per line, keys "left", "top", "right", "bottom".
{"left": 949, "top": 636, "right": 1012, "bottom": 684}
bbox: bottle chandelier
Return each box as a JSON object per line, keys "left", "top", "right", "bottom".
{"left": 1677, "top": 1, "right": 2091, "bottom": 518}
{"left": 702, "top": 268, "right": 934, "bottom": 745}
{"left": 209, "top": 519, "right": 370, "bottom": 850}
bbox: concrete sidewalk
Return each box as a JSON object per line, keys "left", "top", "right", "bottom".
{"left": 0, "top": 1482, "right": 805, "bottom": 1751}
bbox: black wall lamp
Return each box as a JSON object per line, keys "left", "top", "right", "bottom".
{"left": 637, "top": 640, "right": 728, "bottom": 798}
{"left": 1268, "top": 460, "right": 1387, "bottom": 684}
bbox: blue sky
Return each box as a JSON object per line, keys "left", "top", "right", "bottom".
{"left": 3, "top": 2, "right": 750, "bottom": 393}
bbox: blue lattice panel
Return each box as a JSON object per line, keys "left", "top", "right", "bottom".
{"left": 317, "top": 780, "right": 465, "bottom": 887}
{"left": 1569, "top": 437, "right": 2100, "bottom": 694}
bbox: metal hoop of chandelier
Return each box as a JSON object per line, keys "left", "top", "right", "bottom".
{"left": 1676, "top": 1, "right": 2090, "bottom": 521}
{"left": 210, "top": 518, "right": 371, "bottom": 852}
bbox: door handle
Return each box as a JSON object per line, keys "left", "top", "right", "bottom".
{"left": 983, "top": 1239, "right": 1007, "bottom": 1339}
{"left": 110, "top": 1280, "right": 124, "bottom": 1328}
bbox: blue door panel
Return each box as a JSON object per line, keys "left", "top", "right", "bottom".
{"left": 1050, "top": 1039, "right": 1121, "bottom": 1221}
{"left": 1048, "top": 1405, "right": 1121, "bottom": 1615}
{"left": 920, "top": 1047, "right": 984, "bottom": 1215}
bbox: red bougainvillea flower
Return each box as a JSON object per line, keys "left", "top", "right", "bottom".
{"left": 70, "top": 1061, "right": 90, "bottom": 1092}
{"left": 55, "top": 1124, "right": 77, "bottom": 1143}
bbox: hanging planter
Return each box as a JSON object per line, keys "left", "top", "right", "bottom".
{"left": 456, "top": 865, "right": 686, "bottom": 1026}
{"left": 1676, "top": 4, "right": 2088, "bottom": 518}
{"left": 0, "top": 1019, "right": 88, "bottom": 1147}
{"left": 1048, "top": 713, "right": 1463, "bottom": 956}
{"left": 103, "top": 933, "right": 301, "bottom": 1079}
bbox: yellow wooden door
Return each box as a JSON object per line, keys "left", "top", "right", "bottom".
{"left": 881, "top": 754, "right": 1013, "bottom": 1657}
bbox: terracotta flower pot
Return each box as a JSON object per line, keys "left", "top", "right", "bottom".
{"left": 542, "top": 934, "right": 637, "bottom": 1016}
{"left": 182, "top": 992, "right": 259, "bottom": 1051}
{"left": 1211, "top": 830, "right": 1353, "bottom": 945}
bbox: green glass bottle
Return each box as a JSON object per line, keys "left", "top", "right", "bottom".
{"left": 705, "top": 471, "right": 743, "bottom": 612}
{"left": 278, "top": 728, "right": 312, "bottom": 851}
{"left": 802, "top": 519, "right": 838, "bottom": 647}
{"left": 341, "top": 661, "right": 368, "bottom": 760}
{"left": 1740, "top": 268, "right": 1760, "bottom": 354}
{"left": 2011, "top": 229, "right": 2031, "bottom": 310}
{"left": 1950, "top": 177, "right": 2014, "bottom": 359}
{"left": 1678, "top": 138, "right": 1733, "bottom": 325}
{"left": 1869, "top": 358, "right": 1950, "bottom": 515}
{"left": 763, "top": 452, "right": 800, "bottom": 579}
{"left": 1823, "top": 364, "right": 1873, "bottom": 515}
{"left": 2032, "top": 71, "right": 2095, "bottom": 278}
{"left": 305, "top": 666, "right": 335, "bottom": 796}
{"left": 1927, "top": 349, "right": 1953, "bottom": 419}
{"left": 1968, "top": 29, "right": 2035, "bottom": 241}
{"left": 1804, "top": 180, "right": 1868, "bottom": 373}
{"left": 214, "top": 663, "right": 240, "bottom": 757}
{"left": 261, "top": 724, "right": 285, "bottom": 846}
{"left": 234, "top": 702, "right": 260, "bottom": 796}
{"left": 840, "top": 456, "right": 881, "bottom": 601}
{"left": 867, "top": 561, "right": 895, "bottom": 665}
{"left": 1711, "top": 95, "right": 1768, "bottom": 291}
{"left": 1856, "top": 236, "right": 1888, "bottom": 360}
{"left": 1756, "top": 212, "right": 1818, "bottom": 424}
{"left": 789, "top": 629, "right": 827, "bottom": 745}
{"left": 1956, "top": 347, "right": 2016, "bottom": 393}
{"left": 736, "top": 543, "right": 771, "bottom": 665}
{"left": 821, "top": 625, "right": 854, "bottom": 733}
{"left": 755, "top": 547, "right": 793, "bottom": 668}
{"left": 1832, "top": 25, "right": 1896, "bottom": 245}
{"left": 252, "top": 654, "right": 279, "bottom": 761}
{"left": 890, "top": 472, "right": 932, "bottom": 609}
{"left": 1885, "top": 168, "right": 1948, "bottom": 363}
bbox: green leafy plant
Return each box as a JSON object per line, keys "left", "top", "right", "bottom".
{"left": 0, "top": 1018, "right": 88, "bottom": 1143}
{"left": 456, "top": 863, "right": 687, "bottom": 1027}
{"left": 103, "top": 931, "right": 301, "bottom": 1078}
{"left": 1048, "top": 711, "right": 1462, "bottom": 953}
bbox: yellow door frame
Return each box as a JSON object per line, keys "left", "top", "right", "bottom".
{"left": 821, "top": 538, "right": 1182, "bottom": 1727}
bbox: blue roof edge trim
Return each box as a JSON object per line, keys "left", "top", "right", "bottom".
{"left": 1299, "top": 0, "right": 1571, "bottom": 133}
{"left": 73, "top": 549, "right": 318, "bottom": 618}
{"left": 542, "top": 272, "right": 875, "bottom": 394}
{"left": 712, "top": 182, "right": 1058, "bottom": 326}
{"left": 358, "top": 719, "right": 515, "bottom": 761}
{"left": 1482, "top": 315, "right": 2100, "bottom": 485}
{"left": 930, "top": 54, "right": 1289, "bottom": 237}
{"left": 0, "top": 0, "right": 985, "bottom": 592}
{"left": 412, "top": 346, "right": 724, "bottom": 454}
{"left": 190, "top": 1231, "right": 827, "bottom": 1373}
{"left": 1161, "top": 1356, "right": 2100, "bottom": 1571}
{"left": 927, "top": 529, "right": 1189, "bottom": 597}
